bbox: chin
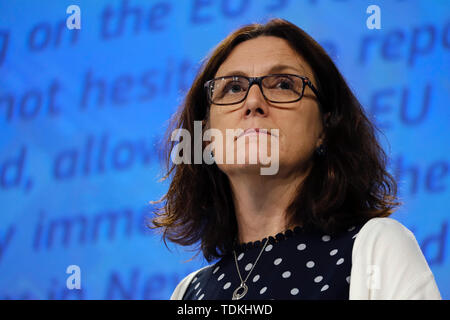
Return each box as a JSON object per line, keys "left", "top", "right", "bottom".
{"left": 217, "top": 162, "right": 266, "bottom": 176}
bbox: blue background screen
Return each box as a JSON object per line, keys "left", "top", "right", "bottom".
{"left": 0, "top": 0, "right": 448, "bottom": 299}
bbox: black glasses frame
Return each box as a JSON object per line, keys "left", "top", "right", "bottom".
{"left": 203, "top": 73, "right": 321, "bottom": 106}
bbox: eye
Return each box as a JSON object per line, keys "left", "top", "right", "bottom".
{"left": 223, "top": 81, "right": 245, "bottom": 95}
{"left": 276, "top": 78, "right": 294, "bottom": 90}
{"left": 265, "top": 75, "right": 296, "bottom": 90}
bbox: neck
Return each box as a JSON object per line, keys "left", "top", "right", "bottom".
{"left": 228, "top": 165, "right": 311, "bottom": 244}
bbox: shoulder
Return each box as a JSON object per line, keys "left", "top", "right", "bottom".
{"left": 350, "top": 217, "right": 441, "bottom": 299}
{"left": 170, "top": 265, "right": 212, "bottom": 300}
{"left": 352, "top": 217, "right": 428, "bottom": 271}
{"left": 353, "top": 217, "right": 417, "bottom": 255}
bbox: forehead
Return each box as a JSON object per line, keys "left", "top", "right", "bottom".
{"left": 215, "top": 36, "right": 314, "bottom": 79}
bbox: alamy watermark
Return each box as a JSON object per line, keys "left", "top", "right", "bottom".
{"left": 170, "top": 121, "right": 280, "bottom": 175}
{"left": 66, "top": 5, "right": 81, "bottom": 30}
{"left": 366, "top": 5, "right": 381, "bottom": 30}
{"left": 366, "top": 265, "right": 381, "bottom": 290}
{"left": 66, "top": 264, "right": 81, "bottom": 290}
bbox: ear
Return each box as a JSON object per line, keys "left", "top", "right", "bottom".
{"left": 317, "top": 112, "right": 331, "bottom": 145}
{"left": 201, "top": 118, "right": 210, "bottom": 149}
{"left": 323, "top": 112, "right": 331, "bottom": 127}
{"left": 202, "top": 117, "right": 210, "bottom": 130}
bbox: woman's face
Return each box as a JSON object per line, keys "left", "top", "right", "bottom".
{"left": 208, "top": 36, "right": 326, "bottom": 178}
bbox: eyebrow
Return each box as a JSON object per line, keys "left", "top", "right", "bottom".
{"left": 217, "top": 64, "right": 305, "bottom": 78}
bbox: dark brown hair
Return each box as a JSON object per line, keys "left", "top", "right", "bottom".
{"left": 149, "top": 18, "right": 401, "bottom": 263}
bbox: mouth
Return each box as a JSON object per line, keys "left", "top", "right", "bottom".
{"left": 236, "top": 128, "right": 278, "bottom": 140}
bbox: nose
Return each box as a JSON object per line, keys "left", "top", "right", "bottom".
{"left": 242, "top": 82, "right": 269, "bottom": 117}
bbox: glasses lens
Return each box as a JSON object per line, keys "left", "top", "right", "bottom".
{"left": 210, "top": 76, "right": 249, "bottom": 104}
{"left": 262, "top": 75, "right": 303, "bottom": 102}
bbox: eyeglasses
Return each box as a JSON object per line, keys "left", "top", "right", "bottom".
{"left": 204, "top": 74, "right": 320, "bottom": 105}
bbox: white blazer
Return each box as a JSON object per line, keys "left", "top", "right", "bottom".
{"left": 170, "top": 217, "right": 442, "bottom": 300}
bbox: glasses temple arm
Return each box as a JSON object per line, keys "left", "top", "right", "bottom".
{"left": 305, "top": 79, "right": 328, "bottom": 114}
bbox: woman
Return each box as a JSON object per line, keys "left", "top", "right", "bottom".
{"left": 150, "top": 18, "right": 441, "bottom": 300}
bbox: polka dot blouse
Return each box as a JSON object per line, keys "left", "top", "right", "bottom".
{"left": 182, "top": 223, "right": 364, "bottom": 300}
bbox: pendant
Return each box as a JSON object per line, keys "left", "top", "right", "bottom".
{"left": 232, "top": 282, "right": 248, "bottom": 300}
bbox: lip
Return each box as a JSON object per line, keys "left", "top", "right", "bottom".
{"left": 236, "top": 128, "right": 278, "bottom": 140}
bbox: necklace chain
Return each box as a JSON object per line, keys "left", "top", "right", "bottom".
{"left": 232, "top": 237, "right": 269, "bottom": 300}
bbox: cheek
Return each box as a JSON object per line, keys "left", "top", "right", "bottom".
{"left": 209, "top": 108, "right": 232, "bottom": 132}
{"left": 278, "top": 115, "right": 321, "bottom": 159}
{"left": 207, "top": 111, "right": 239, "bottom": 158}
